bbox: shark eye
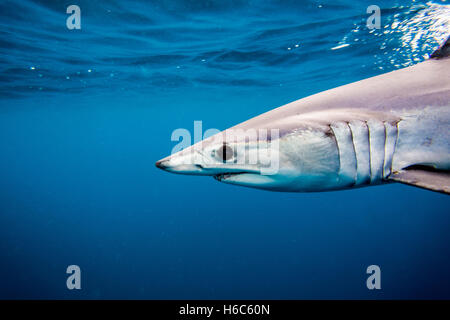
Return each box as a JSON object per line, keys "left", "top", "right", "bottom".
{"left": 216, "top": 144, "right": 234, "bottom": 162}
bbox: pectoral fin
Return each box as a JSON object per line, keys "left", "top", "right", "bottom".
{"left": 388, "top": 167, "right": 450, "bottom": 195}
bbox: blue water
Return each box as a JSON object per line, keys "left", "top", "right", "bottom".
{"left": 1, "top": 0, "right": 449, "bottom": 299}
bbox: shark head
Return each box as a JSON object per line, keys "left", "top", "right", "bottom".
{"left": 156, "top": 36, "right": 450, "bottom": 194}
{"left": 156, "top": 115, "right": 342, "bottom": 192}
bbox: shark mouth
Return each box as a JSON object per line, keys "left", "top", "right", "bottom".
{"left": 213, "top": 172, "right": 250, "bottom": 181}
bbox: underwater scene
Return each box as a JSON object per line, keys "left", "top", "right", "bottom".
{"left": 0, "top": 0, "right": 449, "bottom": 299}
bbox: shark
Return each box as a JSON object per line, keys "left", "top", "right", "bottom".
{"left": 156, "top": 37, "right": 450, "bottom": 194}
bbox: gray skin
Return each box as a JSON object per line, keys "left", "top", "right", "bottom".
{"left": 156, "top": 52, "right": 450, "bottom": 193}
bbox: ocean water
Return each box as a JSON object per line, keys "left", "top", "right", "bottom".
{"left": 0, "top": 0, "right": 449, "bottom": 299}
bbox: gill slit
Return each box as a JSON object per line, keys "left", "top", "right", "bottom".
{"left": 366, "top": 121, "right": 372, "bottom": 183}
{"left": 347, "top": 122, "right": 358, "bottom": 185}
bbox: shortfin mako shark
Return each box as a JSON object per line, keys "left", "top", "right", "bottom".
{"left": 156, "top": 37, "right": 450, "bottom": 194}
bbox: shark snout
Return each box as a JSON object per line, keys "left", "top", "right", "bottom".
{"left": 155, "top": 159, "right": 169, "bottom": 169}
{"left": 155, "top": 152, "right": 261, "bottom": 178}
{"left": 155, "top": 154, "right": 212, "bottom": 175}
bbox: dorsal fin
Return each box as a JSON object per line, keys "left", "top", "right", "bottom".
{"left": 430, "top": 36, "right": 450, "bottom": 59}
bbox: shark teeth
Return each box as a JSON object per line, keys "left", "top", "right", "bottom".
{"left": 214, "top": 172, "right": 246, "bottom": 181}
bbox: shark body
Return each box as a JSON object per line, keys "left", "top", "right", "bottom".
{"left": 156, "top": 38, "right": 450, "bottom": 194}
